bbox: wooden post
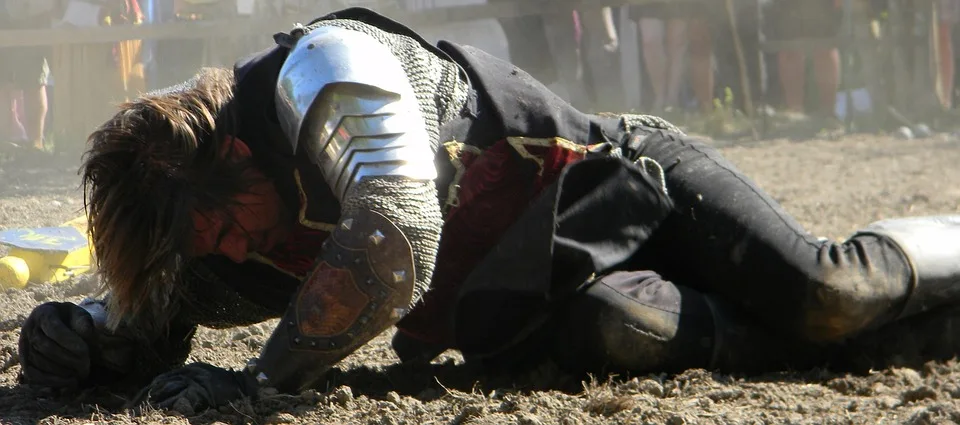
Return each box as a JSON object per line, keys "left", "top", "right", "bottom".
{"left": 915, "top": 0, "right": 941, "bottom": 113}
{"left": 755, "top": 0, "right": 770, "bottom": 137}
{"left": 842, "top": 0, "right": 855, "bottom": 133}
{"left": 724, "top": 0, "right": 759, "bottom": 140}
{"left": 932, "top": 0, "right": 946, "bottom": 106}
{"left": 888, "top": 0, "right": 911, "bottom": 113}
{"left": 851, "top": 0, "right": 886, "bottom": 130}
{"left": 49, "top": 44, "right": 71, "bottom": 150}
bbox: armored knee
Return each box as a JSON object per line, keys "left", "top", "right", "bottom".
{"left": 857, "top": 216, "right": 960, "bottom": 319}
{"left": 796, "top": 234, "right": 913, "bottom": 343}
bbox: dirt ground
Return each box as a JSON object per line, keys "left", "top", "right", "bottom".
{"left": 2, "top": 133, "right": 960, "bottom": 425}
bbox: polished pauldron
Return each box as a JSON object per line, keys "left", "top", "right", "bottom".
{"left": 275, "top": 26, "right": 437, "bottom": 200}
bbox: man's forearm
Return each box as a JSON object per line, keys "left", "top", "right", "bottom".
{"left": 246, "top": 206, "right": 422, "bottom": 393}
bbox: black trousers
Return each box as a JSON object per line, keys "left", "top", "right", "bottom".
{"left": 483, "top": 130, "right": 926, "bottom": 375}
{"left": 626, "top": 131, "right": 911, "bottom": 342}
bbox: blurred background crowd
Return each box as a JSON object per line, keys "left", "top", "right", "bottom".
{"left": 2, "top": 0, "right": 959, "bottom": 157}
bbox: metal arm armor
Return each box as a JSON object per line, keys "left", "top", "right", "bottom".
{"left": 251, "top": 209, "right": 418, "bottom": 392}
{"left": 253, "top": 24, "right": 444, "bottom": 393}
{"left": 274, "top": 25, "right": 438, "bottom": 199}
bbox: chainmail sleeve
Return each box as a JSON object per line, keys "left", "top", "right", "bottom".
{"left": 340, "top": 177, "right": 441, "bottom": 304}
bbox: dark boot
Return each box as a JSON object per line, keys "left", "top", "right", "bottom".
{"left": 549, "top": 271, "right": 826, "bottom": 376}
{"left": 834, "top": 302, "right": 960, "bottom": 372}
{"left": 855, "top": 216, "right": 960, "bottom": 319}
{"left": 703, "top": 296, "right": 829, "bottom": 374}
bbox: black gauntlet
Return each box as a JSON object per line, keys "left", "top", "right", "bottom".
{"left": 19, "top": 298, "right": 195, "bottom": 390}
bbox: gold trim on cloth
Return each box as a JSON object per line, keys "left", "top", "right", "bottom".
{"left": 246, "top": 169, "right": 336, "bottom": 278}
{"left": 506, "top": 137, "right": 588, "bottom": 175}
{"left": 442, "top": 140, "right": 482, "bottom": 210}
{"left": 246, "top": 252, "right": 304, "bottom": 280}
{"left": 294, "top": 169, "right": 336, "bottom": 232}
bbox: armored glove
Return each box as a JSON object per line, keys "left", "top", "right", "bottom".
{"left": 19, "top": 300, "right": 146, "bottom": 389}
{"left": 18, "top": 302, "right": 97, "bottom": 388}
{"left": 130, "top": 362, "right": 258, "bottom": 412}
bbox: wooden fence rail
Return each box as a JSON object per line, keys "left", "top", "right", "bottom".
{"left": 0, "top": 0, "right": 700, "bottom": 48}
{"left": 0, "top": 0, "right": 939, "bottom": 144}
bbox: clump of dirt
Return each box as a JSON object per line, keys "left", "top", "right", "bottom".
{"left": 2, "top": 133, "right": 960, "bottom": 424}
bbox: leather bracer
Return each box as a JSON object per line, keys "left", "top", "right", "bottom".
{"left": 249, "top": 209, "right": 417, "bottom": 392}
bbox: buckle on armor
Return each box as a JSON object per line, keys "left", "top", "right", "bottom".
{"left": 274, "top": 23, "right": 309, "bottom": 48}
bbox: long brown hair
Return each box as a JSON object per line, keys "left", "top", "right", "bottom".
{"left": 81, "top": 67, "right": 264, "bottom": 332}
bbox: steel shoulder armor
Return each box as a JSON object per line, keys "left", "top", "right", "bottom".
{"left": 274, "top": 25, "right": 437, "bottom": 196}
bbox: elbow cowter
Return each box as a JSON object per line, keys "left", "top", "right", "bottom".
{"left": 339, "top": 176, "right": 442, "bottom": 307}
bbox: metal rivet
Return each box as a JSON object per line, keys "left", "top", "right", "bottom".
{"left": 392, "top": 270, "right": 406, "bottom": 283}
{"left": 369, "top": 230, "right": 385, "bottom": 245}
{"left": 329, "top": 341, "right": 337, "bottom": 348}
{"left": 340, "top": 218, "right": 353, "bottom": 230}
{"left": 310, "top": 341, "right": 317, "bottom": 347}
{"left": 287, "top": 321, "right": 295, "bottom": 327}
{"left": 245, "top": 359, "right": 258, "bottom": 373}
{"left": 354, "top": 257, "right": 362, "bottom": 265}
{"left": 336, "top": 254, "right": 342, "bottom": 261}
{"left": 256, "top": 372, "right": 269, "bottom": 385}
{"left": 366, "top": 278, "right": 375, "bottom": 285}
{"left": 293, "top": 337, "right": 301, "bottom": 344}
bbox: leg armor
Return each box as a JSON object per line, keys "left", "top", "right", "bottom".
{"left": 854, "top": 216, "right": 960, "bottom": 320}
